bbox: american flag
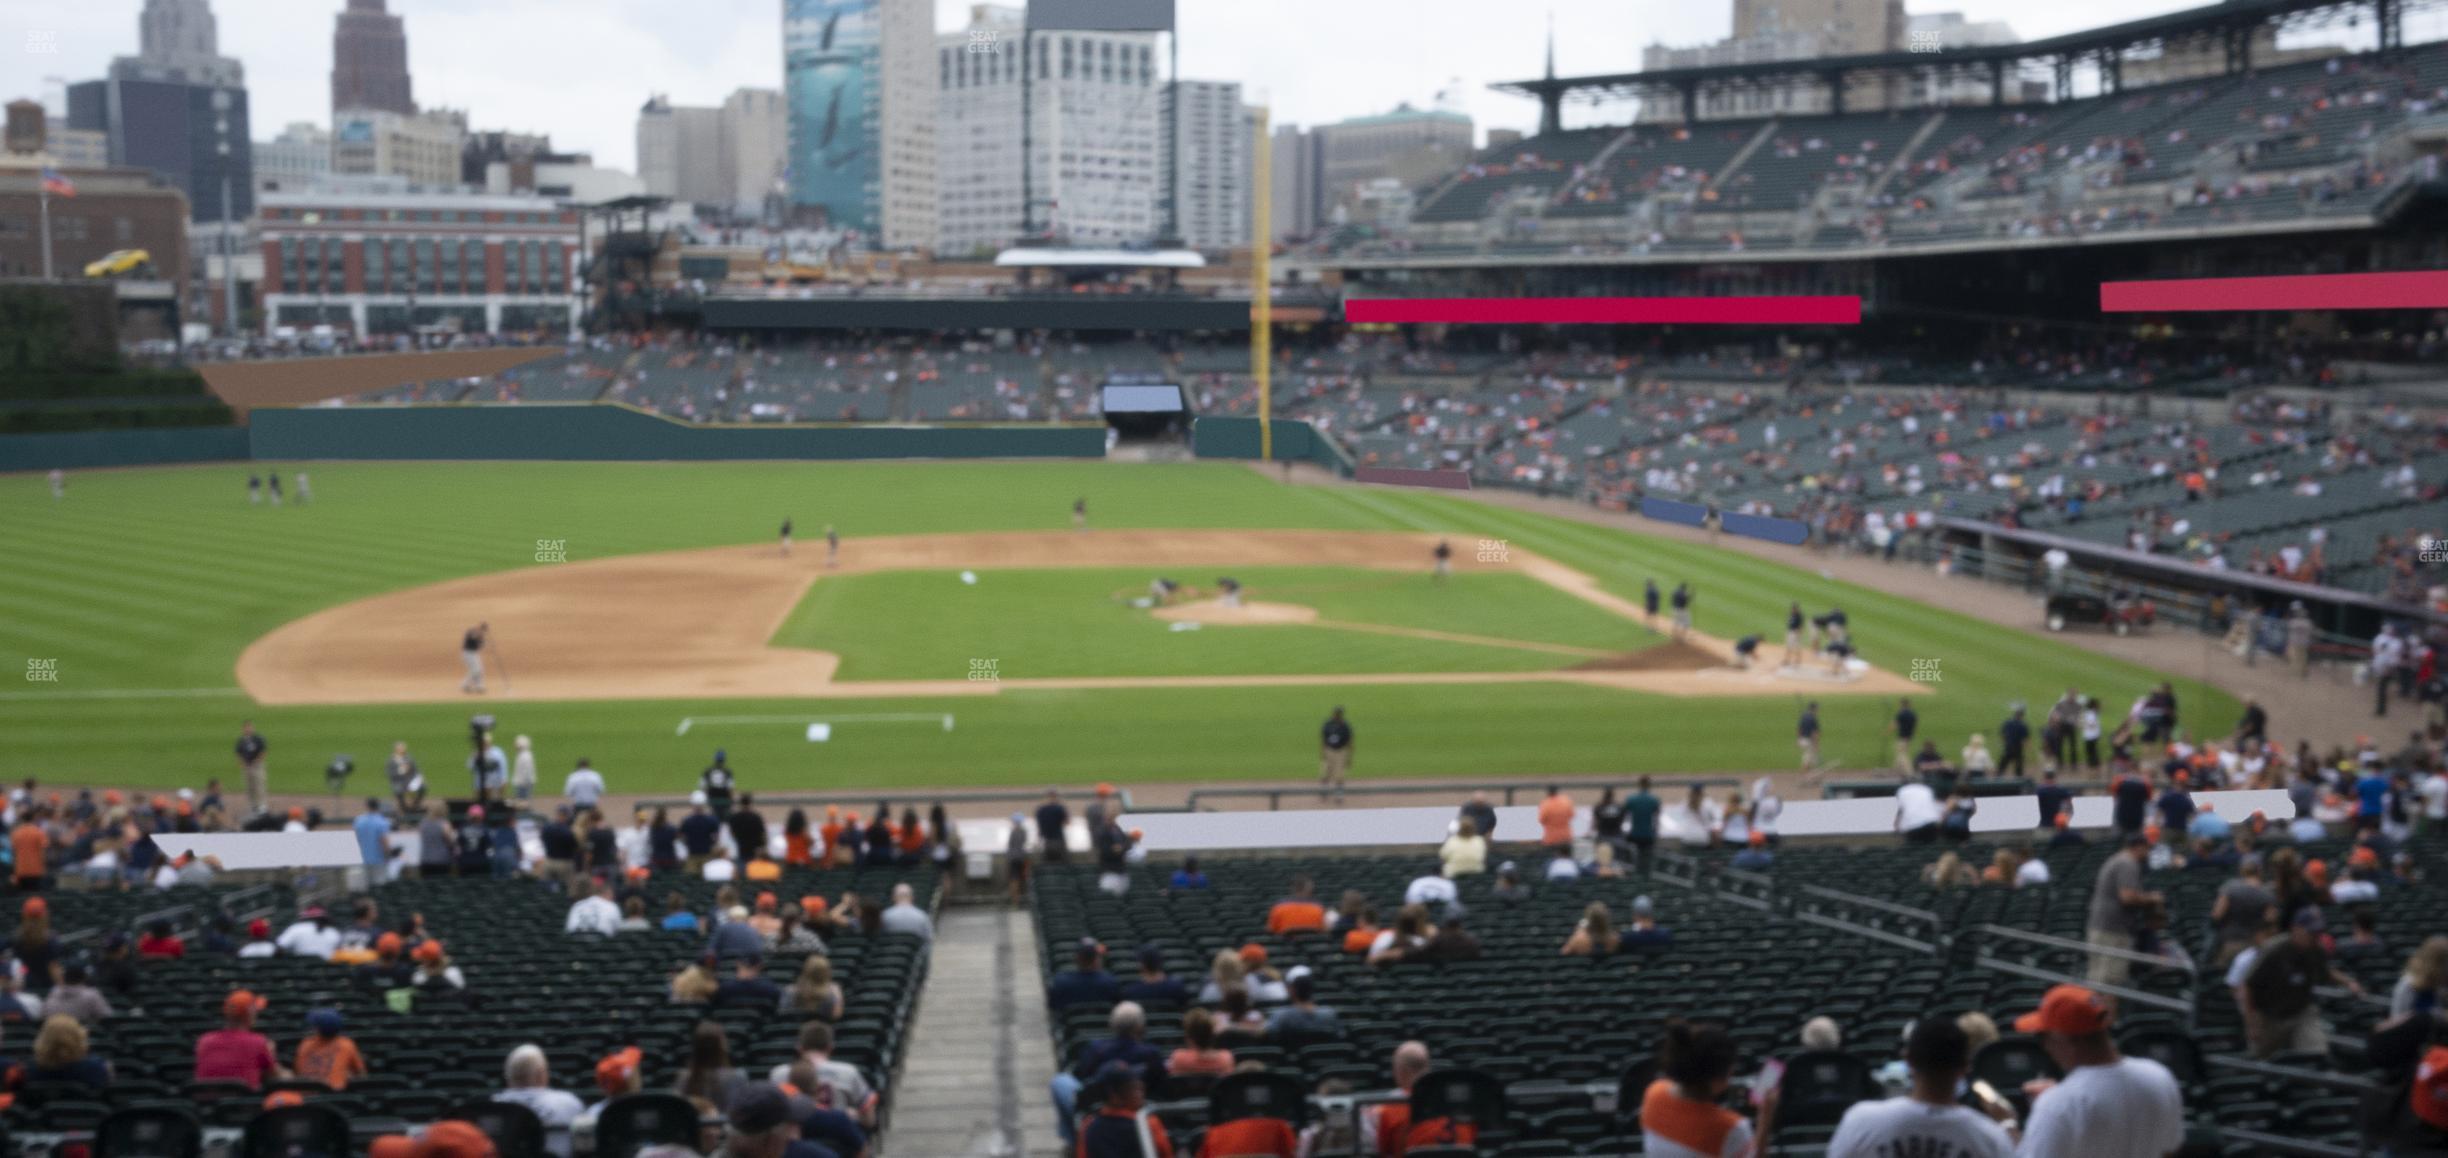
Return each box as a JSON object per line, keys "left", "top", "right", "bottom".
{"left": 40, "top": 167, "right": 76, "bottom": 198}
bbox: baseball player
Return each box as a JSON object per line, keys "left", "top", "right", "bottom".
{"left": 460, "top": 622, "right": 490, "bottom": 694}
{"left": 779, "top": 518, "right": 793, "bottom": 557}
{"left": 1433, "top": 539, "right": 1453, "bottom": 580}
{"left": 1670, "top": 582, "right": 1693, "bottom": 641}
{"left": 1797, "top": 701, "right": 1823, "bottom": 776}
{"left": 1217, "top": 577, "right": 1243, "bottom": 608}
{"left": 826, "top": 525, "right": 840, "bottom": 568}
{"left": 267, "top": 473, "right": 284, "bottom": 506}
{"left": 47, "top": 469, "right": 63, "bottom": 500}
{"left": 1733, "top": 634, "right": 1762, "bottom": 670}
{"left": 247, "top": 474, "right": 262, "bottom": 504}
{"left": 1643, "top": 579, "right": 1661, "bottom": 626}
{"left": 1073, "top": 498, "right": 1088, "bottom": 529}
{"left": 1782, "top": 602, "right": 1804, "bottom": 667}
{"left": 1149, "top": 577, "right": 1182, "bottom": 606}
{"left": 294, "top": 472, "right": 312, "bottom": 503}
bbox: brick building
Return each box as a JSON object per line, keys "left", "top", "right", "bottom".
{"left": 254, "top": 188, "right": 579, "bottom": 336}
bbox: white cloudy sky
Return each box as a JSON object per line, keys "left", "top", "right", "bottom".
{"left": 15, "top": 0, "right": 2405, "bottom": 172}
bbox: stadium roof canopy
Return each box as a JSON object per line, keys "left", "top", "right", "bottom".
{"left": 993, "top": 247, "right": 1207, "bottom": 269}
{"left": 1493, "top": 0, "right": 2411, "bottom": 122}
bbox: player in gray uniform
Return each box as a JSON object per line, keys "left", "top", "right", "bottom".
{"left": 461, "top": 622, "right": 490, "bottom": 694}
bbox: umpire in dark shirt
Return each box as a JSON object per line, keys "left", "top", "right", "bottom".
{"left": 1036, "top": 791, "right": 1071, "bottom": 863}
{"left": 1998, "top": 706, "right": 2031, "bottom": 780}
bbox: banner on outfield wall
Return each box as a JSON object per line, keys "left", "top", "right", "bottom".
{"left": 248, "top": 405, "right": 1109, "bottom": 461}
{"left": 1027, "top": 0, "right": 1174, "bottom": 31}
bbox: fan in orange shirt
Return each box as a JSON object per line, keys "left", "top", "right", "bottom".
{"left": 293, "top": 1009, "right": 367, "bottom": 1091}
{"left": 1537, "top": 786, "right": 1576, "bottom": 852}
{"left": 817, "top": 807, "right": 847, "bottom": 868}
{"left": 1265, "top": 876, "right": 1327, "bottom": 936}
{"left": 783, "top": 809, "right": 815, "bottom": 866}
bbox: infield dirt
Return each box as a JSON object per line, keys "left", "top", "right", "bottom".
{"left": 236, "top": 529, "right": 1920, "bottom": 705}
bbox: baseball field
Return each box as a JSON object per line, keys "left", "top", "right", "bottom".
{"left": 0, "top": 459, "right": 2238, "bottom": 794}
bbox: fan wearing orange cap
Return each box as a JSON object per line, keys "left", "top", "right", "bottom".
{"left": 411, "top": 940, "right": 466, "bottom": 992}
{"left": 591, "top": 1046, "right": 644, "bottom": 1109}
{"left": 368, "top": 1119, "right": 498, "bottom": 1158}
{"left": 194, "top": 990, "right": 287, "bottom": 1090}
{"left": 2010, "top": 985, "right": 2184, "bottom": 1153}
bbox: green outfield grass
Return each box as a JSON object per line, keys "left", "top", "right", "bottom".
{"left": 0, "top": 460, "right": 2241, "bottom": 793}
{"left": 774, "top": 566, "right": 1659, "bottom": 680}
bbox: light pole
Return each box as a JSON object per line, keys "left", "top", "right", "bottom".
{"left": 213, "top": 91, "right": 238, "bottom": 337}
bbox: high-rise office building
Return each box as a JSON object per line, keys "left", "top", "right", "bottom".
{"left": 934, "top": 5, "right": 1160, "bottom": 254}
{"left": 784, "top": 0, "right": 934, "bottom": 237}
{"left": 255, "top": 122, "right": 332, "bottom": 191}
{"left": 1315, "top": 105, "right": 1472, "bottom": 216}
{"left": 1167, "top": 80, "right": 1251, "bottom": 251}
{"left": 723, "top": 89, "right": 789, "bottom": 216}
{"left": 332, "top": 108, "right": 464, "bottom": 187}
{"left": 1643, "top": 0, "right": 1910, "bottom": 119}
{"left": 332, "top": 0, "right": 417, "bottom": 116}
{"left": 636, "top": 91, "right": 784, "bottom": 215}
{"left": 1268, "top": 124, "right": 1322, "bottom": 242}
{"left": 879, "top": 0, "right": 939, "bottom": 250}
{"left": 66, "top": 0, "right": 252, "bottom": 222}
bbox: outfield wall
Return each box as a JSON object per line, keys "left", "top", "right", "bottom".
{"left": 247, "top": 405, "right": 1108, "bottom": 461}
{"left": 1191, "top": 417, "right": 1355, "bottom": 476}
{"left": 0, "top": 427, "right": 254, "bottom": 471}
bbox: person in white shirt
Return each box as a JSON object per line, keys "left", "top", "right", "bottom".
{"left": 2015, "top": 854, "right": 2053, "bottom": 888}
{"left": 1404, "top": 867, "right": 1460, "bottom": 908}
{"left": 509, "top": 735, "right": 539, "bottom": 803}
{"left": 1543, "top": 852, "right": 1582, "bottom": 883}
{"left": 878, "top": 882, "right": 933, "bottom": 941}
{"left": 617, "top": 809, "right": 653, "bottom": 872}
{"left": 564, "top": 877, "right": 624, "bottom": 936}
{"left": 1827, "top": 1016, "right": 2016, "bottom": 1158}
{"left": 274, "top": 908, "right": 344, "bottom": 959}
{"left": 1894, "top": 780, "right": 1944, "bottom": 843}
{"left": 2012, "top": 985, "right": 2184, "bottom": 1158}
{"left": 494, "top": 1044, "right": 587, "bottom": 1158}
{"left": 562, "top": 760, "right": 606, "bottom": 810}
{"left": 2422, "top": 771, "right": 2448, "bottom": 825}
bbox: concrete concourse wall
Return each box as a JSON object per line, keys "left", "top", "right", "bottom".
{"left": 247, "top": 405, "right": 1109, "bottom": 461}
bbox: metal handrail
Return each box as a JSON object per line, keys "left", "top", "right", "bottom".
{"left": 1799, "top": 884, "right": 1942, "bottom": 927}
{"left": 1973, "top": 954, "right": 2195, "bottom": 1026}
{"left": 2208, "top": 1054, "right": 2379, "bottom": 1094}
{"left": 1796, "top": 910, "right": 1943, "bottom": 955}
{"left": 2214, "top": 1128, "right": 2364, "bottom": 1158}
{"left": 1975, "top": 922, "right": 2198, "bottom": 978}
{"left": 1180, "top": 776, "right": 1742, "bottom": 813}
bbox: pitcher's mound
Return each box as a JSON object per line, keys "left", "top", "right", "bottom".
{"left": 1152, "top": 599, "right": 1319, "bottom": 626}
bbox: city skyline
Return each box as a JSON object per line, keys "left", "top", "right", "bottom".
{"left": 18, "top": 0, "right": 2362, "bottom": 179}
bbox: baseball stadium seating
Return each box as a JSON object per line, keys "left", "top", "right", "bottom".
{"left": 0, "top": 866, "right": 938, "bottom": 1147}
{"left": 1029, "top": 827, "right": 2431, "bottom": 1155}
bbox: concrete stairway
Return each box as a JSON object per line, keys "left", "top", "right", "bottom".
{"left": 881, "top": 907, "right": 1063, "bottom": 1157}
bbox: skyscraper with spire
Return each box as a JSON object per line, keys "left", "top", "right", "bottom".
{"left": 66, "top": 0, "right": 254, "bottom": 221}
{"left": 332, "top": 0, "right": 417, "bottom": 116}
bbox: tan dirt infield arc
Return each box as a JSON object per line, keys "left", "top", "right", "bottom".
{"left": 235, "top": 530, "right": 1922, "bottom": 705}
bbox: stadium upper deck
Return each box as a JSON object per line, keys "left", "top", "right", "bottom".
{"left": 1303, "top": 34, "right": 2448, "bottom": 266}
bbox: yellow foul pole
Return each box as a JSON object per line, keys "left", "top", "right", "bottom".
{"left": 1252, "top": 104, "right": 1273, "bottom": 462}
